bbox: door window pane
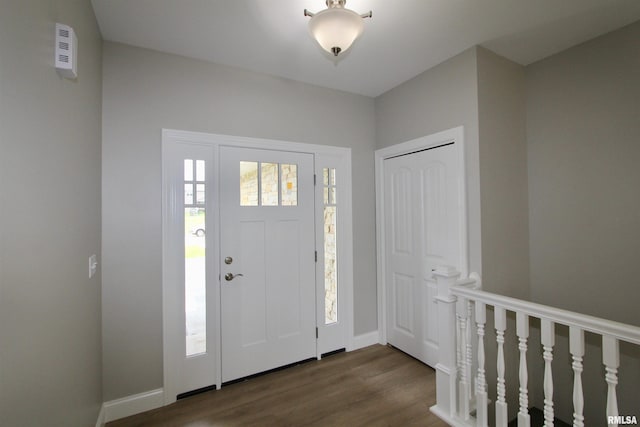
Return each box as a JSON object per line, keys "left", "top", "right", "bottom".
{"left": 261, "top": 162, "right": 279, "bottom": 206}
{"left": 281, "top": 164, "right": 297, "bottom": 206}
{"left": 196, "top": 183, "right": 205, "bottom": 204}
{"left": 240, "top": 161, "right": 258, "bottom": 206}
{"left": 196, "top": 160, "right": 205, "bottom": 181}
{"left": 185, "top": 184, "right": 194, "bottom": 205}
{"left": 184, "top": 159, "right": 193, "bottom": 181}
{"left": 240, "top": 161, "right": 299, "bottom": 207}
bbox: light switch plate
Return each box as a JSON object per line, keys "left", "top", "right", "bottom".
{"left": 89, "top": 254, "right": 98, "bottom": 278}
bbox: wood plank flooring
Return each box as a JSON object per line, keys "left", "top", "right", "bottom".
{"left": 107, "top": 344, "right": 449, "bottom": 427}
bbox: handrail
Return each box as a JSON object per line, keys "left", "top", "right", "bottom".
{"left": 450, "top": 285, "right": 640, "bottom": 345}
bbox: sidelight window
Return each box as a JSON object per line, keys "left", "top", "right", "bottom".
{"left": 323, "top": 168, "right": 338, "bottom": 324}
{"left": 184, "top": 159, "right": 206, "bottom": 357}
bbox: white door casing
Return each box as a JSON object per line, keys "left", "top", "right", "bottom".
{"left": 162, "top": 130, "right": 354, "bottom": 404}
{"left": 375, "top": 126, "right": 468, "bottom": 365}
{"left": 219, "top": 147, "right": 316, "bottom": 382}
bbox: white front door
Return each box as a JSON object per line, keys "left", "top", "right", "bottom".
{"left": 163, "top": 131, "right": 354, "bottom": 403}
{"left": 219, "top": 146, "right": 316, "bottom": 382}
{"left": 384, "top": 142, "right": 462, "bottom": 366}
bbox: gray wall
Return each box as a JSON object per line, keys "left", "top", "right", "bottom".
{"left": 101, "top": 42, "right": 377, "bottom": 400}
{"left": 0, "top": 1, "right": 103, "bottom": 426}
{"left": 477, "top": 47, "right": 529, "bottom": 299}
{"left": 375, "top": 47, "right": 483, "bottom": 279}
{"left": 526, "top": 21, "right": 640, "bottom": 326}
{"left": 526, "top": 21, "right": 640, "bottom": 423}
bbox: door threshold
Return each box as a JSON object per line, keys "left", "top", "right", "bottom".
{"left": 176, "top": 384, "right": 217, "bottom": 400}
{"left": 321, "top": 348, "right": 346, "bottom": 358}
{"left": 222, "top": 357, "right": 317, "bottom": 387}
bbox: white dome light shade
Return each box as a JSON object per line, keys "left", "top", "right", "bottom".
{"left": 308, "top": 8, "right": 364, "bottom": 56}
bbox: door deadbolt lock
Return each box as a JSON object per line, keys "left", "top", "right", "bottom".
{"left": 224, "top": 272, "right": 244, "bottom": 281}
{"left": 224, "top": 256, "right": 233, "bottom": 265}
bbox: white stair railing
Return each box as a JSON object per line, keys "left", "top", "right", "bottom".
{"left": 429, "top": 267, "right": 640, "bottom": 427}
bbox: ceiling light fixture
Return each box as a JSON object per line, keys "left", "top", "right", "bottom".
{"left": 304, "top": 0, "right": 372, "bottom": 57}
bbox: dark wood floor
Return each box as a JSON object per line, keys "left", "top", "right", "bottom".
{"left": 108, "top": 344, "right": 449, "bottom": 426}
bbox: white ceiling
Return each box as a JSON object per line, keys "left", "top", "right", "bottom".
{"left": 91, "top": 0, "right": 640, "bottom": 97}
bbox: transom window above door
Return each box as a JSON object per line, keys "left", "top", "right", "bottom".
{"left": 240, "top": 161, "right": 298, "bottom": 207}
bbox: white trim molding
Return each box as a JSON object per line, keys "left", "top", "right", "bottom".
{"left": 375, "top": 126, "right": 468, "bottom": 344}
{"left": 103, "top": 388, "right": 164, "bottom": 423}
{"left": 95, "top": 405, "right": 105, "bottom": 427}
{"left": 351, "top": 331, "right": 382, "bottom": 350}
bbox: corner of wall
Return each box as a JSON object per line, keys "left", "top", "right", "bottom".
{"left": 476, "top": 45, "right": 530, "bottom": 300}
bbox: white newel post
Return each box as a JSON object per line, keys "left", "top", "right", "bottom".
{"left": 432, "top": 266, "right": 461, "bottom": 420}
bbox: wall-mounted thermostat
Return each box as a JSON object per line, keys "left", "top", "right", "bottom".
{"left": 55, "top": 23, "right": 77, "bottom": 79}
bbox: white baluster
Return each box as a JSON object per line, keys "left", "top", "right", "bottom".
{"left": 602, "top": 335, "right": 619, "bottom": 427}
{"left": 569, "top": 327, "right": 584, "bottom": 427}
{"left": 476, "top": 301, "right": 488, "bottom": 427}
{"left": 456, "top": 295, "right": 470, "bottom": 419}
{"left": 516, "top": 312, "right": 530, "bottom": 427}
{"left": 495, "top": 306, "right": 507, "bottom": 427}
{"left": 541, "top": 319, "right": 555, "bottom": 427}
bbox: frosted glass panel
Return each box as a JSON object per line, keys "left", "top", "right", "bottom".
{"left": 281, "top": 164, "right": 297, "bottom": 206}
{"left": 261, "top": 163, "right": 279, "bottom": 206}
{"left": 240, "top": 161, "right": 258, "bottom": 206}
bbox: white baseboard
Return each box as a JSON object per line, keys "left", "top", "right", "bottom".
{"left": 430, "top": 404, "right": 473, "bottom": 427}
{"left": 95, "top": 404, "right": 105, "bottom": 427}
{"left": 350, "top": 330, "right": 381, "bottom": 351}
{"left": 103, "top": 388, "right": 164, "bottom": 422}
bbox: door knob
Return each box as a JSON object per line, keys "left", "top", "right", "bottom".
{"left": 224, "top": 273, "right": 244, "bottom": 281}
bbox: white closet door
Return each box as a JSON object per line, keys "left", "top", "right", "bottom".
{"left": 384, "top": 143, "right": 461, "bottom": 366}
